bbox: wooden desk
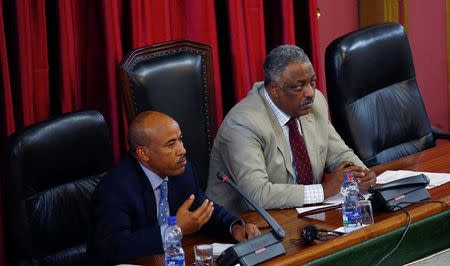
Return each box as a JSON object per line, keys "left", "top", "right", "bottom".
{"left": 136, "top": 143, "right": 450, "bottom": 265}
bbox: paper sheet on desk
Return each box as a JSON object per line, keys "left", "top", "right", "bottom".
{"left": 296, "top": 193, "right": 371, "bottom": 216}
{"left": 295, "top": 203, "right": 340, "bottom": 216}
{"left": 376, "top": 170, "right": 450, "bottom": 188}
{"left": 212, "top": 243, "right": 234, "bottom": 257}
{"left": 296, "top": 170, "right": 450, "bottom": 215}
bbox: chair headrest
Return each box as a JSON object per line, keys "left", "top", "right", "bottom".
{"left": 326, "top": 22, "right": 416, "bottom": 105}
{"left": 8, "top": 110, "right": 113, "bottom": 196}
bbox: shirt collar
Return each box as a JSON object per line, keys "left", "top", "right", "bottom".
{"left": 139, "top": 162, "right": 168, "bottom": 190}
{"left": 262, "top": 86, "right": 291, "bottom": 127}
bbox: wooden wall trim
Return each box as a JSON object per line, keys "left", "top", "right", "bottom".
{"left": 359, "top": 0, "right": 400, "bottom": 27}
{"left": 385, "top": 0, "right": 399, "bottom": 22}
{"left": 399, "top": 0, "right": 408, "bottom": 31}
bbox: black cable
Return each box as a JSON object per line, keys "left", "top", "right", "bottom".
{"left": 373, "top": 205, "right": 412, "bottom": 266}
{"left": 400, "top": 199, "right": 450, "bottom": 208}
{"left": 373, "top": 199, "right": 449, "bottom": 265}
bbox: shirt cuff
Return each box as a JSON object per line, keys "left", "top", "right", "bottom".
{"left": 229, "top": 218, "right": 245, "bottom": 234}
{"left": 304, "top": 184, "right": 324, "bottom": 204}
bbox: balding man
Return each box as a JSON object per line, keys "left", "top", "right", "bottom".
{"left": 88, "top": 111, "right": 260, "bottom": 265}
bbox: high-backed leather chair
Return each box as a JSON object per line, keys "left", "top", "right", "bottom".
{"left": 5, "top": 110, "right": 113, "bottom": 266}
{"left": 325, "top": 23, "right": 450, "bottom": 167}
{"left": 119, "top": 40, "right": 217, "bottom": 190}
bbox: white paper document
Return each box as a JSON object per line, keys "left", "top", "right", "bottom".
{"left": 296, "top": 170, "right": 450, "bottom": 215}
{"left": 211, "top": 243, "right": 234, "bottom": 257}
{"left": 296, "top": 192, "right": 371, "bottom": 215}
{"left": 334, "top": 223, "right": 370, "bottom": 233}
{"left": 375, "top": 170, "right": 450, "bottom": 188}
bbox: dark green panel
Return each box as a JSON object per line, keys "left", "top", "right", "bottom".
{"left": 306, "top": 210, "right": 450, "bottom": 266}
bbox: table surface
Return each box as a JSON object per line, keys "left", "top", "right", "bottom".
{"left": 134, "top": 142, "right": 450, "bottom": 266}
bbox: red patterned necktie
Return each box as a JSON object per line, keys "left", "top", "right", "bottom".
{"left": 287, "top": 117, "right": 313, "bottom": 185}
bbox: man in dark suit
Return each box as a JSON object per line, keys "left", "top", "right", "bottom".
{"left": 88, "top": 111, "right": 260, "bottom": 265}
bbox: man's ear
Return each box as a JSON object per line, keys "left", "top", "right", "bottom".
{"left": 135, "top": 146, "right": 150, "bottom": 161}
{"left": 267, "top": 82, "right": 279, "bottom": 100}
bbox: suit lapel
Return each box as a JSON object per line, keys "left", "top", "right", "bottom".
{"left": 129, "top": 156, "right": 158, "bottom": 224}
{"left": 275, "top": 122, "right": 295, "bottom": 178}
{"left": 257, "top": 87, "right": 295, "bottom": 177}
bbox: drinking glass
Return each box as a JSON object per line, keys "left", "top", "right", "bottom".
{"left": 359, "top": 200, "right": 374, "bottom": 225}
{"left": 194, "top": 244, "right": 213, "bottom": 266}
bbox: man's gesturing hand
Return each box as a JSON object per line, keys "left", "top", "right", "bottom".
{"left": 176, "top": 194, "right": 214, "bottom": 235}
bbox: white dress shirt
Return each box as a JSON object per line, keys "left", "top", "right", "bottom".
{"left": 139, "top": 163, "right": 170, "bottom": 238}
{"left": 262, "top": 88, "right": 324, "bottom": 204}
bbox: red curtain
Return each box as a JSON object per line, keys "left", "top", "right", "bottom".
{"left": 308, "top": 0, "right": 324, "bottom": 92}
{"left": 0, "top": 1, "right": 319, "bottom": 265}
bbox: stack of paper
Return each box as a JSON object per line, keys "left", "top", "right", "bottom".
{"left": 296, "top": 170, "right": 450, "bottom": 216}
{"left": 376, "top": 170, "right": 450, "bottom": 188}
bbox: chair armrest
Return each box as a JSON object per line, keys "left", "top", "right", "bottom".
{"left": 432, "top": 127, "right": 450, "bottom": 140}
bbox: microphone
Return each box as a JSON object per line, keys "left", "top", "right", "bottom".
{"left": 301, "top": 225, "right": 344, "bottom": 245}
{"left": 215, "top": 170, "right": 286, "bottom": 266}
{"left": 217, "top": 170, "right": 285, "bottom": 240}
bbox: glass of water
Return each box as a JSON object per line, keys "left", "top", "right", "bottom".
{"left": 359, "top": 200, "right": 374, "bottom": 225}
{"left": 194, "top": 244, "right": 213, "bottom": 266}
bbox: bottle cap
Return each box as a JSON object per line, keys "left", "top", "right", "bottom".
{"left": 167, "top": 216, "right": 177, "bottom": 226}
{"left": 344, "top": 172, "right": 354, "bottom": 181}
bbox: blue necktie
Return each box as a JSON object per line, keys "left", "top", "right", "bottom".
{"left": 158, "top": 180, "right": 169, "bottom": 225}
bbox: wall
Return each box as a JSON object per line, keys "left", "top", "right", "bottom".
{"left": 317, "top": 0, "right": 449, "bottom": 131}
{"left": 407, "top": 0, "right": 449, "bottom": 131}
{"left": 316, "top": 0, "right": 359, "bottom": 97}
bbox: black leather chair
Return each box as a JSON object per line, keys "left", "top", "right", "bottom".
{"left": 5, "top": 110, "right": 114, "bottom": 266}
{"left": 119, "top": 40, "right": 217, "bottom": 190}
{"left": 325, "top": 23, "right": 450, "bottom": 167}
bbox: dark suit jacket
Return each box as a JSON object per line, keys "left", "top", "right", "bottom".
{"left": 88, "top": 155, "right": 237, "bottom": 265}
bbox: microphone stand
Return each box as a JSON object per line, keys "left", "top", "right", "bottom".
{"left": 216, "top": 171, "right": 286, "bottom": 266}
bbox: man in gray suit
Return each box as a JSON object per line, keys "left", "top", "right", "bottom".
{"left": 206, "top": 45, "right": 376, "bottom": 215}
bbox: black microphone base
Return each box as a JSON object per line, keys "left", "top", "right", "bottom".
{"left": 216, "top": 232, "right": 286, "bottom": 266}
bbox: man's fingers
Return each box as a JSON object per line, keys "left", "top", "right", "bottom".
{"left": 356, "top": 171, "right": 376, "bottom": 184}
{"left": 179, "top": 194, "right": 195, "bottom": 210}
{"left": 337, "top": 161, "right": 354, "bottom": 170}
{"left": 196, "top": 201, "right": 214, "bottom": 224}
{"left": 357, "top": 175, "right": 372, "bottom": 183}
{"left": 192, "top": 199, "right": 210, "bottom": 216}
{"left": 357, "top": 171, "right": 376, "bottom": 192}
{"left": 245, "top": 224, "right": 261, "bottom": 238}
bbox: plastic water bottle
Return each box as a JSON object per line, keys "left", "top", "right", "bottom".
{"left": 163, "top": 216, "right": 185, "bottom": 266}
{"left": 340, "top": 172, "right": 362, "bottom": 232}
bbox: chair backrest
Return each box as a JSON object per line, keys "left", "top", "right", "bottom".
{"left": 119, "top": 40, "right": 217, "bottom": 190}
{"left": 325, "top": 23, "right": 434, "bottom": 167}
{"left": 5, "top": 110, "right": 113, "bottom": 266}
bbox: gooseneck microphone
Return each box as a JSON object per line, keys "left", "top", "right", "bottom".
{"left": 216, "top": 170, "right": 285, "bottom": 240}
{"left": 215, "top": 170, "right": 286, "bottom": 266}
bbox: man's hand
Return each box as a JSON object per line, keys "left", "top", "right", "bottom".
{"left": 354, "top": 169, "right": 376, "bottom": 193}
{"left": 176, "top": 194, "right": 213, "bottom": 235}
{"left": 322, "top": 161, "right": 367, "bottom": 198}
{"left": 231, "top": 223, "right": 261, "bottom": 242}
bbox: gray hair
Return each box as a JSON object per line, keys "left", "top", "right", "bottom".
{"left": 263, "top": 45, "right": 310, "bottom": 86}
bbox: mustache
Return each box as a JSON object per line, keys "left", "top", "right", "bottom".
{"left": 300, "top": 97, "right": 314, "bottom": 107}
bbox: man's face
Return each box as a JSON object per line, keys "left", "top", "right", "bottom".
{"left": 139, "top": 120, "right": 187, "bottom": 177}
{"left": 269, "top": 62, "right": 316, "bottom": 117}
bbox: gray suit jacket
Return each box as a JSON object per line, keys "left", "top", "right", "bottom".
{"left": 206, "top": 82, "right": 365, "bottom": 214}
